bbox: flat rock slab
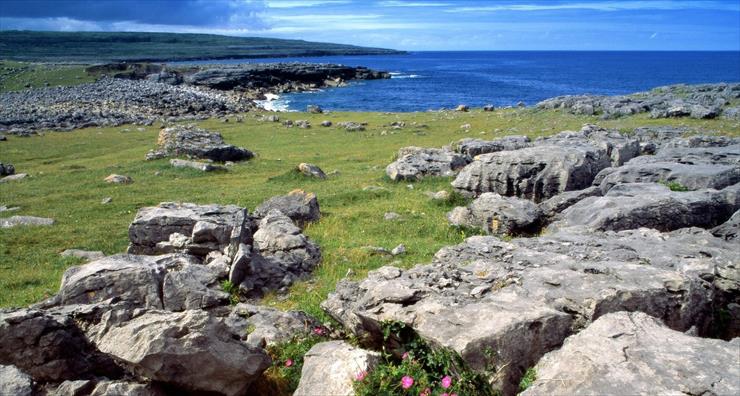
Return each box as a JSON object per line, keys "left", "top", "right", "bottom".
{"left": 169, "top": 158, "right": 225, "bottom": 172}
{"left": 386, "top": 146, "right": 468, "bottom": 181}
{"left": 294, "top": 341, "right": 380, "bottom": 396}
{"left": 0, "top": 216, "right": 54, "bottom": 228}
{"left": 521, "top": 312, "right": 740, "bottom": 396}
{"left": 0, "top": 173, "right": 27, "bottom": 183}
{"left": 104, "top": 174, "right": 132, "bottom": 184}
{"left": 455, "top": 135, "right": 531, "bottom": 158}
{"left": 550, "top": 182, "right": 738, "bottom": 233}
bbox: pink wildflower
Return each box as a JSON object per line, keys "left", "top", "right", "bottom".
{"left": 312, "top": 326, "right": 325, "bottom": 336}
{"left": 355, "top": 370, "right": 368, "bottom": 381}
{"left": 401, "top": 375, "right": 414, "bottom": 389}
{"left": 284, "top": 359, "right": 293, "bottom": 367}
{"left": 402, "top": 352, "right": 410, "bottom": 360}
{"left": 441, "top": 394, "right": 449, "bottom": 396}
{"left": 420, "top": 387, "right": 431, "bottom": 396}
{"left": 441, "top": 375, "right": 452, "bottom": 389}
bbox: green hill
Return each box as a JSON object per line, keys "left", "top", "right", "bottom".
{"left": 0, "top": 31, "right": 404, "bottom": 62}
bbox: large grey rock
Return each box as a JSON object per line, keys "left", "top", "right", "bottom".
{"left": 298, "top": 163, "right": 327, "bottom": 179}
{"left": 538, "top": 186, "right": 602, "bottom": 220}
{"left": 154, "top": 124, "right": 253, "bottom": 162}
{"left": 536, "top": 124, "right": 640, "bottom": 167}
{"left": 86, "top": 308, "right": 271, "bottom": 396}
{"left": 452, "top": 144, "right": 611, "bottom": 202}
{"left": 127, "top": 202, "right": 250, "bottom": 256}
{"left": 225, "top": 303, "right": 321, "bottom": 347}
{"left": 455, "top": 135, "right": 531, "bottom": 158}
{"left": 46, "top": 254, "right": 228, "bottom": 311}
{"left": 0, "top": 216, "right": 54, "bottom": 228}
{"left": 294, "top": 341, "right": 380, "bottom": 396}
{"left": 447, "top": 193, "right": 542, "bottom": 236}
{"left": 595, "top": 161, "right": 740, "bottom": 193}
{"left": 239, "top": 210, "right": 321, "bottom": 296}
{"left": 0, "top": 308, "right": 121, "bottom": 382}
{"left": 254, "top": 190, "right": 321, "bottom": 227}
{"left": 322, "top": 225, "right": 734, "bottom": 393}
{"left": 0, "top": 365, "right": 33, "bottom": 396}
{"left": 550, "top": 183, "right": 738, "bottom": 233}
{"left": 386, "top": 146, "right": 469, "bottom": 181}
{"left": 663, "top": 134, "right": 740, "bottom": 149}
{"left": 0, "top": 162, "right": 15, "bottom": 176}
{"left": 521, "top": 312, "right": 740, "bottom": 396}
{"left": 712, "top": 210, "right": 740, "bottom": 242}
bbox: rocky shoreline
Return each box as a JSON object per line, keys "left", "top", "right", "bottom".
{"left": 2, "top": 109, "right": 739, "bottom": 394}
{"left": 0, "top": 62, "right": 390, "bottom": 134}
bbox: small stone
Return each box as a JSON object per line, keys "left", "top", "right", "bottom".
{"left": 456, "top": 104, "right": 469, "bottom": 112}
{"left": 0, "top": 173, "right": 28, "bottom": 183}
{"left": 298, "top": 163, "right": 327, "bottom": 179}
{"left": 104, "top": 174, "right": 132, "bottom": 184}
{"left": 384, "top": 212, "right": 401, "bottom": 221}
{"left": 391, "top": 244, "right": 406, "bottom": 256}
{"left": 321, "top": 120, "right": 332, "bottom": 127}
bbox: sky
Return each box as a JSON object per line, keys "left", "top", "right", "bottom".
{"left": 1, "top": 0, "right": 739, "bottom": 51}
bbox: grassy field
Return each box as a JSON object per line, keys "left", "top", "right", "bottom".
{"left": 1, "top": 108, "right": 739, "bottom": 319}
{"left": 0, "top": 31, "right": 402, "bottom": 62}
{"left": 0, "top": 60, "right": 96, "bottom": 92}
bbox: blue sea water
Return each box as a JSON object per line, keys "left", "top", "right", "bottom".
{"left": 180, "top": 51, "right": 740, "bottom": 112}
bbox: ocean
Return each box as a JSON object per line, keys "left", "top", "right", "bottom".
{"left": 179, "top": 51, "right": 740, "bottom": 112}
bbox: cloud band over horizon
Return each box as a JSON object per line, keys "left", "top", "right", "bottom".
{"left": 0, "top": 0, "right": 738, "bottom": 50}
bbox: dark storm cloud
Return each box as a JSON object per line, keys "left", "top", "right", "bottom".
{"left": 0, "top": 0, "right": 268, "bottom": 27}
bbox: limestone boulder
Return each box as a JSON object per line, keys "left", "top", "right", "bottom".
{"left": 294, "top": 341, "right": 380, "bottom": 396}
{"left": 712, "top": 210, "right": 740, "bottom": 242}
{"left": 538, "top": 186, "right": 602, "bottom": 221}
{"left": 298, "top": 162, "right": 327, "bottom": 179}
{"left": 452, "top": 144, "right": 611, "bottom": 202}
{"left": 455, "top": 135, "right": 531, "bottom": 158}
{"left": 386, "top": 146, "right": 469, "bottom": 181}
{"left": 254, "top": 190, "right": 321, "bottom": 227}
{"left": 550, "top": 183, "right": 738, "bottom": 233}
{"left": 447, "top": 192, "right": 543, "bottom": 236}
{"left": 521, "top": 312, "right": 740, "bottom": 396}
{"left": 0, "top": 216, "right": 54, "bottom": 228}
{"left": 86, "top": 308, "right": 271, "bottom": 396}
{"left": 127, "top": 202, "right": 250, "bottom": 256}
{"left": 154, "top": 124, "right": 253, "bottom": 162}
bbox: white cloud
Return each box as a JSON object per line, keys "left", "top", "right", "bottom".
{"left": 0, "top": 17, "right": 103, "bottom": 31}
{"left": 650, "top": 32, "right": 658, "bottom": 39}
{"left": 266, "top": 0, "right": 351, "bottom": 8}
{"left": 446, "top": 1, "right": 740, "bottom": 13}
{"left": 379, "top": 1, "right": 453, "bottom": 6}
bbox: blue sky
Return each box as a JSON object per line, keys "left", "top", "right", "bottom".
{"left": 1, "top": 0, "right": 739, "bottom": 50}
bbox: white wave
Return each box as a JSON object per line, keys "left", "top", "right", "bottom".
{"left": 391, "top": 74, "right": 422, "bottom": 79}
{"left": 255, "top": 94, "right": 292, "bottom": 112}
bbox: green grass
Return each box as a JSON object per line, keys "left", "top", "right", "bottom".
{"left": 0, "top": 31, "right": 402, "bottom": 62}
{"left": 1, "top": 108, "right": 739, "bottom": 313}
{"left": 0, "top": 60, "right": 96, "bottom": 93}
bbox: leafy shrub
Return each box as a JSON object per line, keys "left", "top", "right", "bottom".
{"left": 354, "top": 321, "right": 497, "bottom": 396}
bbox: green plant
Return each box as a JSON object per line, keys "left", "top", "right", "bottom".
{"left": 660, "top": 180, "right": 690, "bottom": 192}
{"left": 220, "top": 280, "right": 240, "bottom": 305}
{"left": 254, "top": 333, "right": 328, "bottom": 395}
{"left": 354, "top": 320, "right": 496, "bottom": 396}
{"left": 518, "top": 368, "right": 537, "bottom": 393}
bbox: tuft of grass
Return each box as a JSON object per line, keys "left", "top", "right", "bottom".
{"left": 518, "top": 367, "right": 537, "bottom": 393}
